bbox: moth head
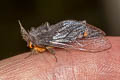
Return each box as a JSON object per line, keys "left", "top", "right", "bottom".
{"left": 18, "top": 20, "right": 34, "bottom": 48}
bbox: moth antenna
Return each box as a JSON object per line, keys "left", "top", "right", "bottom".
{"left": 18, "top": 20, "right": 30, "bottom": 42}
{"left": 18, "top": 20, "right": 29, "bottom": 33}
{"left": 18, "top": 20, "right": 23, "bottom": 29}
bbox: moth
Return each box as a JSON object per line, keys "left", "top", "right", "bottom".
{"left": 19, "top": 20, "right": 111, "bottom": 61}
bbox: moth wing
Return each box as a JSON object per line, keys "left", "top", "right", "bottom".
{"left": 49, "top": 22, "right": 111, "bottom": 52}
{"left": 51, "top": 20, "right": 86, "bottom": 43}
{"left": 86, "top": 23, "right": 106, "bottom": 37}
{"left": 71, "top": 36, "right": 112, "bottom": 52}
{"left": 50, "top": 36, "right": 111, "bottom": 52}
{"left": 70, "top": 23, "right": 111, "bottom": 52}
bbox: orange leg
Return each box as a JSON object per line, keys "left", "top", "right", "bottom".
{"left": 25, "top": 45, "right": 46, "bottom": 59}
{"left": 34, "top": 46, "right": 46, "bottom": 53}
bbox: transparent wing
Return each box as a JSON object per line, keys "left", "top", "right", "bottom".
{"left": 49, "top": 21, "right": 111, "bottom": 52}
{"left": 50, "top": 36, "right": 111, "bottom": 52}
{"left": 71, "top": 36, "right": 111, "bottom": 52}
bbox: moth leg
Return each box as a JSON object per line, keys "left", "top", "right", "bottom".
{"left": 46, "top": 47, "right": 57, "bottom": 62}
{"left": 62, "top": 48, "right": 71, "bottom": 54}
{"left": 24, "top": 49, "right": 37, "bottom": 59}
